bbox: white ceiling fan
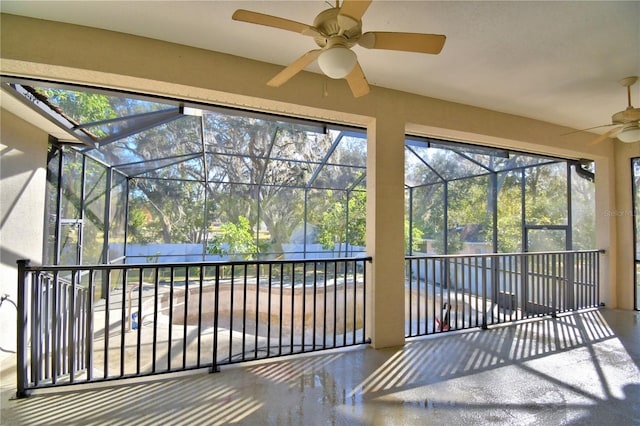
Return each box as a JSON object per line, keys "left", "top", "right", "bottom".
{"left": 588, "top": 76, "right": 640, "bottom": 144}
{"left": 232, "top": 0, "right": 446, "bottom": 98}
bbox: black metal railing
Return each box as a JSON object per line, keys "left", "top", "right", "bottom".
{"left": 404, "top": 250, "right": 603, "bottom": 337}
{"left": 16, "top": 257, "right": 371, "bottom": 396}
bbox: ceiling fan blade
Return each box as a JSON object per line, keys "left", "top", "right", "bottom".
{"left": 232, "top": 9, "right": 320, "bottom": 37}
{"left": 360, "top": 32, "right": 446, "bottom": 54}
{"left": 589, "top": 126, "right": 622, "bottom": 145}
{"left": 338, "top": 0, "right": 372, "bottom": 30}
{"left": 345, "top": 62, "right": 370, "bottom": 98}
{"left": 267, "top": 49, "right": 323, "bottom": 88}
{"left": 561, "top": 123, "right": 617, "bottom": 136}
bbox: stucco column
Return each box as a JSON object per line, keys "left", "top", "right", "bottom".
{"left": 0, "top": 110, "right": 48, "bottom": 357}
{"left": 366, "top": 117, "right": 406, "bottom": 348}
{"left": 593, "top": 156, "right": 616, "bottom": 307}
{"left": 612, "top": 142, "right": 640, "bottom": 310}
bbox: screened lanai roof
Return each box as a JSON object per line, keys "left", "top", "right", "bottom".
{"left": 402, "top": 136, "right": 590, "bottom": 188}
{"left": 2, "top": 77, "right": 592, "bottom": 188}
{"left": 3, "top": 78, "right": 369, "bottom": 192}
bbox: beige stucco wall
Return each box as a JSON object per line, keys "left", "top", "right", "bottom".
{"left": 0, "top": 13, "right": 632, "bottom": 349}
{"left": 0, "top": 108, "right": 48, "bottom": 357}
{"left": 613, "top": 142, "right": 640, "bottom": 310}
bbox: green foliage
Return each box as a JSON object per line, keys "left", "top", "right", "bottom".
{"left": 406, "top": 152, "right": 590, "bottom": 254}
{"left": 128, "top": 207, "right": 154, "bottom": 244}
{"left": 405, "top": 218, "right": 424, "bottom": 253}
{"left": 317, "top": 190, "right": 366, "bottom": 252}
{"left": 36, "top": 88, "right": 117, "bottom": 136}
{"left": 207, "top": 216, "right": 257, "bottom": 259}
{"left": 497, "top": 172, "right": 523, "bottom": 253}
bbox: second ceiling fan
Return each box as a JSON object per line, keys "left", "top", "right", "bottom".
{"left": 232, "top": 0, "right": 446, "bottom": 97}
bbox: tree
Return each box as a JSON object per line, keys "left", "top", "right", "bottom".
{"left": 317, "top": 189, "right": 366, "bottom": 255}
{"left": 207, "top": 216, "right": 257, "bottom": 259}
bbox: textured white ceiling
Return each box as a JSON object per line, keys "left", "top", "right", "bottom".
{"left": 2, "top": 0, "right": 639, "bottom": 135}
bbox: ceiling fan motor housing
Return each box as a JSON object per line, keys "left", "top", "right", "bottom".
{"left": 313, "top": 8, "right": 362, "bottom": 48}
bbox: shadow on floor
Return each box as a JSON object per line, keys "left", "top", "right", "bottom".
{"left": 1, "top": 308, "right": 639, "bottom": 425}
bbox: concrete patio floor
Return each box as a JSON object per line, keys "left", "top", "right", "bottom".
{"left": 1, "top": 308, "right": 639, "bottom": 425}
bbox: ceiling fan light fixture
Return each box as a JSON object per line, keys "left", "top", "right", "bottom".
{"left": 617, "top": 125, "right": 640, "bottom": 143}
{"left": 317, "top": 46, "right": 357, "bottom": 79}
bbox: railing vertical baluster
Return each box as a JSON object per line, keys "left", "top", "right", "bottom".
{"left": 418, "top": 260, "right": 422, "bottom": 335}
{"left": 290, "top": 263, "right": 296, "bottom": 353}
{"left": 431, "top": 258, "right": 443, "bottom": 333}
{"left": 119, "top": 268, "right": 126, "bottom": 377}
{"left": 323, "top": 261, "right": 328, "bottom": 349}
{"left": 229, "top": 264, "right": 235, "bottom": 362}
{"left": 424, "top": 258, "right": 429, "bottom": 334}
{"left": 279, "top": 264, "right": 284, "bottom": 356}
{"left": 511, "top": 255, "right": 516, "bottom": 321}
{"left": 531, "top": 254, "right": 540, "bottom": 316}
{"left": 586, "top": 252, "right": 591, "bottom": 307}
{"left": 408, "top": 258, "right": 413, "bottom": 337}
{"left": 543, "top": 254, "right": 548, "bottom": 315}
{"left": 585, "top": 252, "right": 589, "bottom": 306}
{"left": 52, "top": 271, "right": 60, "bottom": 383}
{"left": 471, "top": 256, "right": 476, "bottom": 326}
{"left": 267, "top": 263, "right": 273, "bottom": 357}
{"left": 466, "top": 257, "right": 472, "bottom": 328}
{"left": 577, "top": 252, "right": 583, "bottom": 308}
{"left": 580, "top": 253, "right": 593, "bottom": 308}
{"left": 77, "top": 281, "right": 85, "bottom": 373}
{"left": 136, "top": 267, "right": 143, "bottom": 375}
{"left": 460, "top": 257, "right": 466, "bottom": 329}
{"left": 577, "top": 252, "right": 582, "bottom": 308}
{"left": 566, "top": 253, "right": 571, "bottom": 311}
{"left": 453, "top": 257, "right": 459, "bottom": 329}
{"left": 333, "top": 261, "right": 338, "bottom": 346}
{"left": 85, "top": 269, "right": 96, "bottom": 381}
{"left": 352, "top": 260, "right": 357, "bottom": 345}
{"left": 580, "top": 252, "right": 584, "bottom": 307}
{"left": 104, "top": 270, "right": 111, "bottom": 379}
{"left": 562, "top": 253, "right": 568, "bottom": 312}
{"left": 31, "top": 271, "right": 40, "bottom": 385}
{"left": 585, "top": 252, "right": 591, "bottom": 307}
{"left": 16, "top": 260, "right": 30, "bottom": 398}
{"left": 197, "top": 265, "right": 204, "bottom": 367}
{"left": 168, "top": 267, "right": 174, "bottom": 371}
{"left": 40, "top": 273, "right": 48, "bottom": 381}
{"left": 242, "top": 264, "right": 248, "bottom": 361}
{"left": 596, "top": 251, "right": 601, "bottom": 306}
{"left": 590, "top": 253, "right": 600, "bottom": 306}
{"left": 152, "top": 266, "right": 159, "bottom": 373}
{"left": 447, "top": 258, "right": 453, "bottom": 329}
{"left": 62, "top": 282, "right": 69, "bottom": 376}
{"left": 301, "top": 262, "right": 307, "bottom": 351}
{"left": 313, "top": 262, "right": 318, "bottom": 350}
{"left": 69, "top": 271, "right": 78, "bottom": 383}
{"left": 212, "top": 265, "right": 220, "bottom": 373}
{"left": 183, "top": 267, "right": 189, "bottom": 369}
{"left": 482, "top": 256, "right": 488, "bottom": 329}
{"left": 564, "top": 252, "right": 569, "bottom": 310}
{"left": 254, "top": 263, "right": 260, "bottom": 359}
{"left": 498, "top": 256, "right": 504, "bottom": 323}
{"left": 343, "top": 260, "right": 348, "bottom": 345}
{"left": 551, "top": 254, "right": 557, "bottom": 316}
{"left": 362, "top": 259, "right": 368, "bottom": 342}
{"left": 436, "top": 258, "right": 442, "bottom": 332}
{"left": 43, "top": 274, "right": 51, "bottom": 381}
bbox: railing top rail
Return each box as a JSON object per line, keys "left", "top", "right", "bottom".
{"left": 405, "top": 249, "right": 605, "bottom": 261}
{"left": 18, "top": 256, "right": 373, "bottom": 272}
